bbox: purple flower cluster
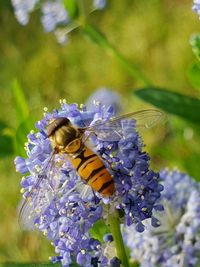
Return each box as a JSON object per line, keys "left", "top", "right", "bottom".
{"left": 11, "top": 0, "right": 39, "bottom": 25}
{"left": 11, "top": 0, "right": 107, "bottom": 44}
{"left": 15, "top": 101, "right": 163, "bottom": 266}
{"left": 124, "top": 169, "right": 200, "bottom": 267}
{"left": 41, "top": 1, "right": 69, "bottom": 33}
{"left": 193, "top": 0, "right": 200, "bottom": 18}
{"left": 85, "top": 87, "right": 122, "bottom": 114}
{"left": 93, "top": 0, "right": 106, "bottom": 10}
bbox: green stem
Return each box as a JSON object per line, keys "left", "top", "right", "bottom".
{"left": 82, "top": 23, "right": 151, "bottom": 86}
{"left": 108, "top": 209, "right": 130, "bottom": 267}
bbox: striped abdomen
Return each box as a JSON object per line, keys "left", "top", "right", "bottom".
{"left": 70, "top": 146, "right": 115, "bottom": 197}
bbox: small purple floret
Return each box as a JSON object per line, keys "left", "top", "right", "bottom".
{"left": 110, "top": 257, "right": 121, "bottom": 267}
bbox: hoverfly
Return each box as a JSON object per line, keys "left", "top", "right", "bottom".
{"left": 19, "top": 109, "right": 165, "bottom": 227}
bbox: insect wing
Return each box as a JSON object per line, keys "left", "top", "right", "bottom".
{"left": 84, "top": 109, "right": 165, "bottom": 141}
{"left": 18, "top": 153, "right": 58, "bottom": 229}
{"left": 18, "top": 180, "right": 54, "bottom": 229}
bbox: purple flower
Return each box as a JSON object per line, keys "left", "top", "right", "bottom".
{"left": 11, "top": 0, "right": 39, "bottom": 25}
{"left": 11, "top": 0, "right": 107, "bottom": 44}
{"left": 15, "top": 156, "right": 28, "bottom": 174}
{"left": 41, "top": 1, "right": 69, "bottom": 32}
{"left": 86, "top": 87, "right": 122, "bottom": 114}
{"left": 15, "top": 101, "right": 163, "bottom": 266}
{"left": 193, "top": 0, "right": 200, "bottom": 18}
{"left": 110, "top": 257, "right": 121, "bottom": 267}
{"left": 93, "top": 0, "right": 107, "bottom": 10}
{"left": 124, "top": 169, "right": 200, "bottom": 267}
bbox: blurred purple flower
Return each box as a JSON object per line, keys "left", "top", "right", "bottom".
{"left": 15, "top": 101, "right": 163, "bottom": 266}
{"left": 124, "top": 169, "right": 200, "bottom": 267}
{"left": 192, "top": 0, "right": 200, "bottom": 14}
{"left": 93, "top": 0, "right": 107, "bottom": 10}
{"left": 11, "top": 0, "right": 107, "bottom": 43}
{"left": 41, "top": 1, "right": 69, "bottom": 32}
{"left": 193, "top": 0, "right": 200, "bottom": 17}
{"left": 86, "top": 87, "right": 122, "bottom": 114}
{"left": 11, "top": 0, "right": 39, "bottom": 25}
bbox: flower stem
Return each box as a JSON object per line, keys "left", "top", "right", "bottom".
{"left": 82, "top": 23, "right": 151, "bottom": 86}
{"left": 108, "top": 209, "right": 130, "bottom": 267}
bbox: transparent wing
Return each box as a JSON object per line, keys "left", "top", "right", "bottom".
{"left": 18, "top": 152, "right": 58, "bottom": 229}
{"left": 83, "top": 109, "right": 166, "bottom": 141}
{"left": 18, "top": 180, "right": 54, "bottom": 230}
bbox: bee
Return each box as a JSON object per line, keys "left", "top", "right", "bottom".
{"left": 19, "top": 109, "right": 165, "bottom": 227}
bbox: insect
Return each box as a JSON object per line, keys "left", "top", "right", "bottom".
{"left": 19, "top": 109, "right": 165, "bottom": 227}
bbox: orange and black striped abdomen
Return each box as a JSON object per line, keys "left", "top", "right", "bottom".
{"left": 70, "top": 146, "right": 115, "bottom": 197}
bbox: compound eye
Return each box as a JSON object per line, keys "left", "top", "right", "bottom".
{"left": 65, "top": 139, "right": 81, "bottom": 153}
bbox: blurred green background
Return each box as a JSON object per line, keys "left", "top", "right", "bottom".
{"left": 0, "top": 0, "right": 200, "bottom": 264}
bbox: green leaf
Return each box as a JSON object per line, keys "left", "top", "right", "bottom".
{"left": 190, "top": 33, "right": 200, "bottom": 61}
{"left": 90, "top": 219, "right": 110, "bottom": 242}
{"left": 129, "top": 262, "right": 140, "bottom": 267}
{"left": 63, "top": 0, "right": 79, "bottom": 18}
{"left": 12, "top": 79, "right": 29, "bottom": 124}
{"left": 182, "top": 152, "right": 200, "bottom": 181}
{"left": 11, "top": 79, "right": 34, "bottom": 156}
{"left": 82, "top": 23, "right": 151, "bottom": 86}
{"left": 134, "top": 87, "right": 200, "bottom": 123}
{"left": 0, "top": 120, "right": 8, "bottom": 132}
{"left": 0, "top": 120, "right": 14, "bottom": 157}
{"left": 187, "top": 61, "right": 200, "bottom": 90}
{"left": 14, "top": 117, "right": 36, "bottom": 157}
{"left": 0, "top": 134, "right": 14, "bottom": 157}
{"left": 82, "top": 24, "right": 109, "bottom": 48}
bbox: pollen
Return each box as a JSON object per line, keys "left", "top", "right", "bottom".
{"left": 81, "top": 249, "right": 86, "bottom": 254}
{"left": 111, "top": 163, "right": 116, "bottom": 168}
{"left": 141, "top": 207, "right": 147, "bottom": 211}
{"left": 59, "top": 231, "right": 65, "bottom": 237}
{"left": 20, "top": 188, "right": 25, "bottom": 194}
{"left": 36, "top": 133, "right": 40, "bottom": 138}
{"left": 43, "top": 229, "right": 48, "bottom": 236}
{"left": 36, "top": 208, "right": 41, "bottom": 213}
{"left": 59, "top": 99, "right": 66, "bottom": 104}
{"left": 35, "top": 165, "right": 41, "bottom": 172}
{"left": 93, "top": 100, "right": 100, "bottom": 106}
{"left": 61, "top": 209, "right": 66, "bottom": 214}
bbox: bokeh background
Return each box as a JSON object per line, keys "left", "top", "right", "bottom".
{"left": 0, "top": 0, "right": 200, "bottom": 263}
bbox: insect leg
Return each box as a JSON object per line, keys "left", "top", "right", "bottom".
{"left": 92, "top": 189, "right": 98, "bottom": 204}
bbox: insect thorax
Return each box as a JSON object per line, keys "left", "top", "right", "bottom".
{"left": 50, "top": 124, "right": 80, "bottom": 150}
